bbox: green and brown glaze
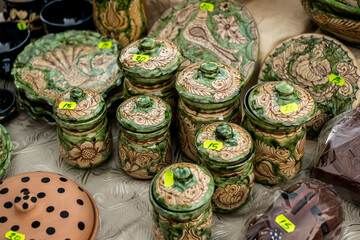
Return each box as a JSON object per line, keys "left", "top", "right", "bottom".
{"left": 116, "top": 95, "right": 172, "bottom": 179}
{"left": 148, "top": 0, "right": 259, "bottom": 85}
{"left": 0, "top": 124, "right": 12, "bottom": 177}
{"left": 244, "top": 81, "right": 316, "bottom": 185}
{"left": 92, "top": 0, "right": 147, "bottom": 47}
{"left": 259, "top": 34, "right": 360, "bottom": 139}
{"left": 196, "top": 122, "right": 255, "bottom": 213}
{"left": 54, "top": 88, "right": 112, "bottom": 169}
{"left": 150, "top": 162, "right": 214, "bottom": 239}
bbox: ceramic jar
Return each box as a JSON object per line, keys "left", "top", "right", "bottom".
{"left": 92, "top": 0, "right": 147, "bottom": 47}
{"left": 0, "top": 171, "right": 99, "bottom": 239}
{"left": 150, "top": 162, "right": 214, "bottom": 240}
{"left": 195, "top": 122, "right": 255, "bottom": 213}
{"left": 0, "top": 89, "right": 17, "bottom": 124}
{"left": 116, "top": 95, "right": 172, "bottom": 179}
{"left": 0, "top": 124, "right": 12, "bottom": 178}
{"left": 54, "top": 88, "right": 112, "bottom": 168}
{"left": 243, "top": 81, "right": 316, "bottom": 185}
{"left": 176, "top": 61, "right": 244, "bottom": 162}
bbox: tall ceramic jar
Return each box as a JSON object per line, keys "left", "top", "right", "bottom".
{"left": 54, "top": 88, "right": 112, "bottom": 168}
{"left": 243, "top": 81, "right": 316, "bottom": 185}
{"left": 92, "top": 0, "right": 146, "bottom": 47}
{"left": 116, "top": 95, "right": 172, "bottom": 179}
{"left": 150, "top": 162, "right": 214, "bottom": 240}
{"left": 195, "top": 122, "right": 255, "bottom": 213}
{"left": 176, "top": 61, "right": 244, "bottom": 162}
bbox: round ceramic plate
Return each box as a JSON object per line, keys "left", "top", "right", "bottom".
{"left": 12, "top": 30, "right": 123, "bottom": 124}
{"left": 148, "top": 0, "right": 259, "bottom": 85}
{"left": 258, "top": 33, "right": 360, "bottom": 139}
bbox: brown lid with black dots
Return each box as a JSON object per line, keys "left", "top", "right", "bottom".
{"left": 0, "top": 172, "right": 99, "bottom": 240}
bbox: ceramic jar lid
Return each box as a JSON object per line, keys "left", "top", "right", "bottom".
{"left": 0, "top": 89, "right": 17, "bottom": 124}
{"left": 247, "top": 81, "right": 317, "bottom": 127}
{"left": 118, "top": 37, "right": 183, "bottom": 85}
{"left": 0, "top": 172, "right": 99, "bottom": 240}
{"left": 116, "top": 95, "right": 172, "bottom": 133}
{"left": 54, "top": 88, "right": 106, "bottom": 131}
{"left": 176, "top": 61, "right": 243, "bottom": 109}
{"left": 150, "top": 162, "right": 214, "bottom": 220}
{"left": 196, "top": 122, "right": 253, "bottom": 167}
{"left": 0, "top": 124, "right": 12, "bottom": 177}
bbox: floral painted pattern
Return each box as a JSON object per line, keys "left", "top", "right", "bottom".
{"left": 68, "top": 141, "right": 105, "bottom": 168}
{"left": 212, "top": 184, "right": 250, "bottom": 210}
{"left": 213, "top": 15, "right": 249, "bottom": 45}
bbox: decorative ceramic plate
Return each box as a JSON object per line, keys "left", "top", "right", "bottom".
{"left": 148, "top": 0, "right": 259, "bottom": 85}
{"left": 12, "top": 30, "right": 123, "bottom": 124}
{"left": 258, "top": 33, "right": 360, "bottom": 138}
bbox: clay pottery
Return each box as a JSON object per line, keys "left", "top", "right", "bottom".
{"left": 0, "top": 124, "right": 12, "bottom": 178}
{"left": 150, "top": 162, "right": 214, "bottom": 240}
{"left": 336, "top": 0, "right": 360, "bottom": 7}
{"left": 243, "top": 81, "right": 316, "bottom": 185}
{"left": 0, "top": 171, "right": 99, "bottom": 239}
{"left": 54, "top": 88, "right": 112, "bottom": 168}
{"left": 0, "top": 89, "right": 17, "bottom": 123}
{"left": 116, "top": 95, "right": 172, "bottom": 179}
{"left": 176, "top": 61, "right": 244, "bottom": 162}
{"left": 92, "top": 0, "right": 147, "bottom": 48}
{"left": 196, "top": 122, "right": 255, "bottom": 213}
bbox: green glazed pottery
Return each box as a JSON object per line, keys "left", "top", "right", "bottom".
{"left": 148, "top": 0, "right": 259, "bottom": 86}
{"left": 176, "top": 61, "right": 243, "bottom": 162}
{"left": 54, "top": 88, "right": 112, "bottom": 169}
{"left": 336, "top": 0, "right": 360, "bottom": 7}
{"left": 150, "top": 162, "right": 214, "bottom": 239}
{"left": 116, "top": 95, "right": 172, "bottom": 179}
{"left": 92, "top": 0, "right": 147, "bottom": 47}
{"left": 243, "top": 81, "right": 316, "bottom": 185}
{"left": 0, "top": 124, "right": 12, "bottom": 178}
{"left": 196, "top": 122, "right": 255, "bottom": 213}
{"left": 12, "top": 30, "right": 123, "bottom": 124}
{"left": 259, "top": 33, "right": 360, "bottom": 139}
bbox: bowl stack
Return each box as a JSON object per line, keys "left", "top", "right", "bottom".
{"left": 0, "top": 124, "right": 12, "bottom": 178}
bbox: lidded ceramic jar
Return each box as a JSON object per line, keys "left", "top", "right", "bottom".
{"left": 0, "top": 171, "right": 99, "bottom": 239}
{"left": 54, "top": 88, "right": 112, "bottom": 168}
{"left": 176, "top": 61, "right": 244, "bottom": 162}
{"left": 243, "top": 81, "right": 316, "bottom": 185}
{"left": 116, "top": 95, "right": 172, "bottom": 179}
{"left": 0, "top": 124, "right": 12, "bottom": 177}
{"left": 150, "top": 162, "right": 214, "bottom": 240}
{"left": 195, "top": 122, "right": 255, "bottom": 213}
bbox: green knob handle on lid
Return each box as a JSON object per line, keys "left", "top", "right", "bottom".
{"left": 215, "top": 123, "right": 233, "bottom": 141}
{"left": 139, "top": 38, "right": 156, "bottom": 51}
{"left": 135, "top": 95, "right": 152, "bottom": 109}
{"left": 70, "top": 88, "right": 86, "bottom": 101}
{"left": 200, "top": 61, "right": 220, "bottom": 78}
{"left": 173, "top": 167, "right": 193, "bottom": 184}
{"left": 275, "top": 81, "right": 294, "bottom": 96}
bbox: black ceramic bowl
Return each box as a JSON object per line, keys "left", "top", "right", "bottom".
{"left": 40, "top": 0, "right": 94, "bottom": 33}
{"left": 0, "top": 89, "right": 17, "bottom": 123}
{"left": 0, "top": 22, "right": 31, "bottom": 79}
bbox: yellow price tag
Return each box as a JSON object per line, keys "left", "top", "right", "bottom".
{"left": 280, "top": 103, "right": 299, "bottom": 115}
{"left": 59, "top": 102, "right": 76, "bottom": 110}
{"left": 17, "top": 22, "right": 27, "bottom": 30}
{"left": 98, "top": 41, "right": 112, "bottom": 49}
{"left": 5, "top": 231, "right": 25, "bottom": 240}
{"left": 164, "top": 171, "right": 174, "bottom": 187}
{"left": 203, "top": 140, "right": 223, "bottom": 151}
{"left": 200, "top": 2, "right": 214, "bottom": 11}
{"left": 275, "top": 214, "right": 296, "bottom": 233}
{"left": 329, "top": 74, "right": 345, "bottom": 86}
{"left": 132, "top": 55, "right": 150, "bottom": 62}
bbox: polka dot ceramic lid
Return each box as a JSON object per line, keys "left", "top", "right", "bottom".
{"left": 0, "top": 172, "right": 99, "bottom": 240}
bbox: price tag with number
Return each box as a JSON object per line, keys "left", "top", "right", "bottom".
{"left": 98, "top": 41, "right": 112, "bottom": 49}
{"left": 132, "top": 55, "right": 150, "bottom": 62}
{"left": 203, "top": 140, "right": 223, "bottom": 151}
{"left": 329, "top": 74, "right": 345, "bottom": 86}
{"left": 5, "top": 231, "right": 25, "bottom": 240}
{"left": 280, "top": 103, "right": 299, "bottom": 115}
{"left": 275, "top": 214, "right": 296, "bottom": 233}
{"left": 200, "top": 2, "right": 214, "bottom": 11}
{"left": 59, "top": 102, "right": 76, "bottom": 110}
{"left": 17, "top": 23, "right": 27, "bottom": 30}
{"left": 164, "top": 171, "right": 174, "bottom": 187}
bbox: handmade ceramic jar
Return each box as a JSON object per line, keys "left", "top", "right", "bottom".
{"left": 54, "top": 88, "right": 112, "bottom": 168}
{"left": 0, "top": 124, "right": 12, "bottom": 178}
{"left": 117, "top": 95, "right": 172, "bottom": 179}
{"left": 150, "top": 162, "right": 214, "bottom": 240}
{"left": 243, "top": 81, "right": 316, "bottom": 185}
{"left": 176, "top": 61, "right": 244, "bottom": 162}
{"left": 196, "top": 122, "right": 255, "bottom": 213}
{"left": 0, "top": 171, "right": 99, "bottom": 239}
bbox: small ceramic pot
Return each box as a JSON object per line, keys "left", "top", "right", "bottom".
{"left": 0, "top": 124, "right": 12, "bottom": 178}
{"left": 150, "top": 162, "right": 214, "bottom": 240}
{"left": 176, "top": 61, "right": 244, "bottom": 162}
{"left": 54, "top": 88, "right": 112, "bottom": 168}
{"left": 196, "top": 122, "right": 255, "bottom": 213}
{"left": 116, "top": 95, "right": 172, "bottom": 179}
{"left": 0, "top": 171, "right": 99, "bottom": 239}
{"left": 243, "top": 81, "right": 316, "bottom": 185}
{"left": 0, "top": 89, "right": 17, "bottom": 123}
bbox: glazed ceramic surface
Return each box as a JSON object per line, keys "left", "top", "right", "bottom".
{"left": 150, "top": 162, "right": 214, "bottom": 239}
{"left": 0, "top": 124, "right": 12, "bottom": 178}
{"left": 148, "top": 0, "right": 259, "bottom": 85}
{"left": 244, "top": 81, "right": 316, "bottom": 185}
{"left": 0, "top": 89, "right": 17, "bottom": 124}
{"left": 0, "top": 171, "right": 99, "bottom": 239}
{"left": 92, "top": 0, "right": 147, "bottom": 47}
{"left": 259, "top": 34, "right": 360, "bottom": 139}
{"left": 336, "top": 0, "right": 360, "bottom": 7}
{"left": 196, "top": 122, "right": 255, "bottom": 213}
{"left": 12, "top": 30, "right": 123, "bottom": 124}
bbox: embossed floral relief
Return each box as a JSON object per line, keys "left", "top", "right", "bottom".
{"left": 20, "top": 69, "right": 58, "bottom": 99}
{"left": 306, "top": 110, "right": 330, "bottom": 132}
{"left": 213, "top": 15, "right": 249, "bottom": 45}
{"left": 212, "top": 184, "right": 249, "bottom": 210}
{"left": 67, "top": 141, "right": 105, "bottom": 168}
{"left": 100, "top": 1, "right": 128, "bottom": 31}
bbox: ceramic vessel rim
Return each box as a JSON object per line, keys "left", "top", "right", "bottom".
{"left": 0, "top": 22, "right": 31, "bottom": 54}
